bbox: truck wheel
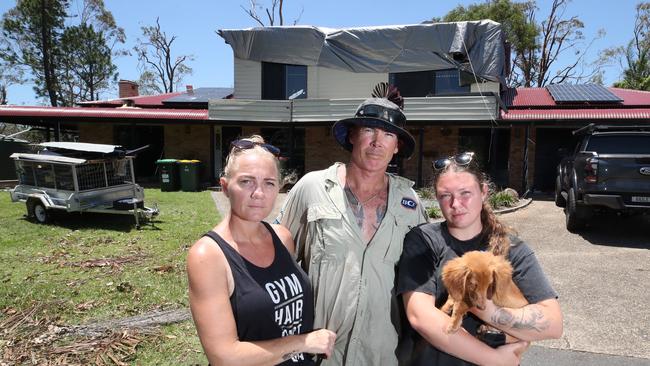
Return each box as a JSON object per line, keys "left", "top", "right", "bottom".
{"left": 565, "top": 188, "right": 586, "bottom": 232}
{"left": 27, "top": 200, "right": 50, "bottom": 224}
{"left": 554, "top": 176, "right": 566, "bottom": 208}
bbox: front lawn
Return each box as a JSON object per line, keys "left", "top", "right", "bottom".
{"left": 0, "top": 189, "right": 218, "bottom": 365}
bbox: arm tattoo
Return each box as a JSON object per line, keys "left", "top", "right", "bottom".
{"left": 282, "top": 351, "right": 299, "bottom": 361}
{"left": 491, "top": 305, "right": 550, "bottom": 333}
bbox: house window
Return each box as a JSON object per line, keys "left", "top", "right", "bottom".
{"left": 262, "top": 62, "right": 307, "bottom": 100}
{"left": 389, "top": 69, "right": 470, "bottom": 96}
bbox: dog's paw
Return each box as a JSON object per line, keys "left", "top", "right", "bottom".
{"left": 445, "top": 324, "right": 460, "bottom": 334}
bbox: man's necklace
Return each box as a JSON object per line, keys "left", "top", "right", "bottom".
{"left": 344, "top": 185, "right": 383, "bottom": 209}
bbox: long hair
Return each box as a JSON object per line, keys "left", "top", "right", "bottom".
{"left": 433, "top": 157, "right": 513, "bottom": 257}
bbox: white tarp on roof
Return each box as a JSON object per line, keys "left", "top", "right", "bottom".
{"left": 218, "top": 20, "right": 506, "bottom": 84}
{"left": 39, "top": 142, "right": 121, "bottom": 154}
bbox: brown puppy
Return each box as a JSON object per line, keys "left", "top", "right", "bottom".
{"left": 441, "top": 251, "right": 528, "bottom": 334}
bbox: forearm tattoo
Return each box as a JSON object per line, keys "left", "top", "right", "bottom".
{"left": 282, "top": 351, "right": 299, "bottom": 361}
{"left": 491, "top": 305, "right": 550, "bottom": 332}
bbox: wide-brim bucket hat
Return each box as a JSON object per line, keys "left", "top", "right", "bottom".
{"left": 332, "top": 97, "right": 415, "bottom": 159}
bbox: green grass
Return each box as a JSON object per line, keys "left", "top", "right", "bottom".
{"left": 0, "top": 189, "right": 217, "bottom": 365}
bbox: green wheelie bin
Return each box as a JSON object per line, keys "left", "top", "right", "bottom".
{"left": 156, "top": 159, "right": 179, "bottom": 191}
{"left": 178, "top": 160, "right": 201, "bottom": 191}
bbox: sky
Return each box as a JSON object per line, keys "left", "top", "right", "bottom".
{"left": 0, "top": 0, "right": 642, "bottom": 105}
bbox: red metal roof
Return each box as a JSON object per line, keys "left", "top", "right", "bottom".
{"left": 0, "top": 105, "right": 208, "bottom": 120}
{"left": 502, "top": 108, "right": 650, "bottom": 120}
{"left": 77, "top": 92, "right": 183, "bottom": 108}
{"left": 503, "top": 86, "right": 650, "bottom": 108}
{"left": 502, "top": 88, "right": 556, "bottom": 107}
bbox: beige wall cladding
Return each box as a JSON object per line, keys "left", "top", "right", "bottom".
{"left": 234, "top": 57, "right": 262, "bottom": 99}
{"left": 308, "top": 66, "right": 387, "bottom": 98}
{"left": 78, "top": 124, "right": 114, "bottom": 144}
{"left": 164, "top": 125, "right": 212, "bottom": 182}
{"left": 304, "top": 126, "right": 349, "bottom": 172}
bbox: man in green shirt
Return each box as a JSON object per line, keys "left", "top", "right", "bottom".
{"left": 277, "top": 97, "right": 428, "bottom": 365}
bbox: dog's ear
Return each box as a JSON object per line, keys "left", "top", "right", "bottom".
{"left": 442, "top": 258, "right": 470, "bottom": 302}
{"left": 490, "top": 256, "right": 514, "bottom": 296}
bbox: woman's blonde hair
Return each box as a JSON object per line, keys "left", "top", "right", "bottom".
{"left": 432, "top": 157, "right": 513, "bottom": 256}
{"left": 222, "top": 135, "right": 280, "bottom": 180}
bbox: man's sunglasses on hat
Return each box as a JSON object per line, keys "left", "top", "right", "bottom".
{"left": 357, "top": 103, "right": 406, "bottom": 126}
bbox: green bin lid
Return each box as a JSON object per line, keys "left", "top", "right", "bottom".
{"left": 156, "top": 159, "right": 178, "bottom": 163}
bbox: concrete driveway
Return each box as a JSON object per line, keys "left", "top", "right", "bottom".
{"left": 500, "top": 197, "right": 650, "bottom": 361}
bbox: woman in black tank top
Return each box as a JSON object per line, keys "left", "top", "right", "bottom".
{"left": 187, "top": 136, "right": 336, "bottom": 365}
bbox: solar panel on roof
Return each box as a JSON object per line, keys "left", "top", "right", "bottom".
{"left": 163, "top": 87, "right": 233, "bottom": 104}
{"left": 546, "top": 84, "right": 622, "bottom": 103}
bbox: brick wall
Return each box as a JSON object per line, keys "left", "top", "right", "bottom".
{"left": 164, "top": 125, "right": 212, "bottom": 182}
{"left": 78, "top": 123, "right": 114, "bottom": 144}
{"left": 304, "top": 126, "right": 349, "bottom": 172}
{"left": 508, "top": 126, "right": 536, "bottom": 193}
{"left": 401, "top": 126, "right": 461, "bottom": 188}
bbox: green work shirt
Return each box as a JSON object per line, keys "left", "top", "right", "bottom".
{"left": 277, "top": 163, "right": 428, "bottom": 366}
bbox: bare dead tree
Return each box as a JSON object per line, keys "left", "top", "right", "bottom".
{"left": 241, "top": 0, "right": 303, "bottom": 26}
{"left": 133, "top": 17, "right": 193, "bottom": 93}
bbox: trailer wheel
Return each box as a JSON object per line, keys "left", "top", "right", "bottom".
{"left": 27, "top": 200, "right": 50, "bottom": 224}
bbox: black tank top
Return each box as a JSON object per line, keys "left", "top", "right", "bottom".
{"left": 203, "top": 222, "right": 315, "bottom": 365}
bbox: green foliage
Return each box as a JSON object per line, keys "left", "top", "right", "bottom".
{"left": 59, "top": 23, "right": 118, "bottom": 104}
{"left": 611, "top": 3, "right": 650, "bottom": 91}
{"left": 0, "top": 0, "right": 123, "bottom": 106}
{"left": 1, "top": 0, "right": 69, "bottom": 106}
{"left": 489, "top": 190, "right": 518, "bottom": 209}
{"left": 441, "top": 0, "right": 593, "bottom": 87}
{"left": 427, "top": 205, "right": 443, "bottom": 219}
{"left": 416, "top": 187, "right": 435, "bottom": 200}
{"left": 0, "top": 189, "right": 216, "bottom": 363}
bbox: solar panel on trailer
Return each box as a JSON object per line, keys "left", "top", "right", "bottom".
{"left": 163, "top": 87, "right": 233, "bottom": 104}
{"left": 547, "top": 84, "right": 623, "bottom": 103}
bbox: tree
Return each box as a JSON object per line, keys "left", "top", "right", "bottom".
{"left": 611, "top": 2, "right": 650, "bottom": 90}
{"left": 241, "top": 0, "right": 303, "bottom": 26}
{"left": 58, "top": 23, "right": 118, "bottom": 105}
{"left": 0, "top": 58, "right": 25, "bottom": 104}
{"left": 134, "top": 18, "right": 193, "bottom": 94}
{"left": 441, "top": 0, "right": 601, "bottom": 87}
{"left": 1, "top": 0, "right": 68, "bottom": 106}
{"left": 1, "top": 0, "right": 123, "bottom": 106}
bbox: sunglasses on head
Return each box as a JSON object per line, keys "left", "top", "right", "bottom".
{"left": 432, "top": 152, "right": 475, "bottom": 171}
{"left": 230, "top": 139, "right": 281, "bottom": 157}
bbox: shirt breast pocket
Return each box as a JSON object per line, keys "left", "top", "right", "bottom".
{"left": 307, "top": 204, "right": 345, "bottom": 263}
{"left": 382, "top": 215, "right": 410, "bottom": 265}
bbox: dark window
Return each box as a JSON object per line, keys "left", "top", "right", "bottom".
{"left": 389, "top": 69, "right": 470, "bottom": 97}
{"left": 435, "top": 69, "right": 470, "bottom": 94}
{"left": 262, "top": 62, "right": 307, "bottom": 100}
{"left": 260, "top": 127, "right": 306, "bottom": 176}
{"left": 586, "top": 135, "right": 650, "bottom": 154}
{"left": 389, "top": 71, "right": 434, "bottom": 97}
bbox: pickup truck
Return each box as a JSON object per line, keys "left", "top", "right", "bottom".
{"left": 555, "top": 124, "right": 650, "bottom": 231}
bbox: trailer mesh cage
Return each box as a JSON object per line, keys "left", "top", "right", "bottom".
{"left": 15, "top": 158, "right": 134, "bottom": 191}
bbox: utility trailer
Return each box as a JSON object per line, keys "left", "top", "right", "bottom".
{"left": 9, "top": 142, "right": 158, "bottom": 228}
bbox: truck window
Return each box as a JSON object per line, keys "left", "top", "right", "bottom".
{"left": 585, "top": 135, "right": 650, "bottom": 154}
